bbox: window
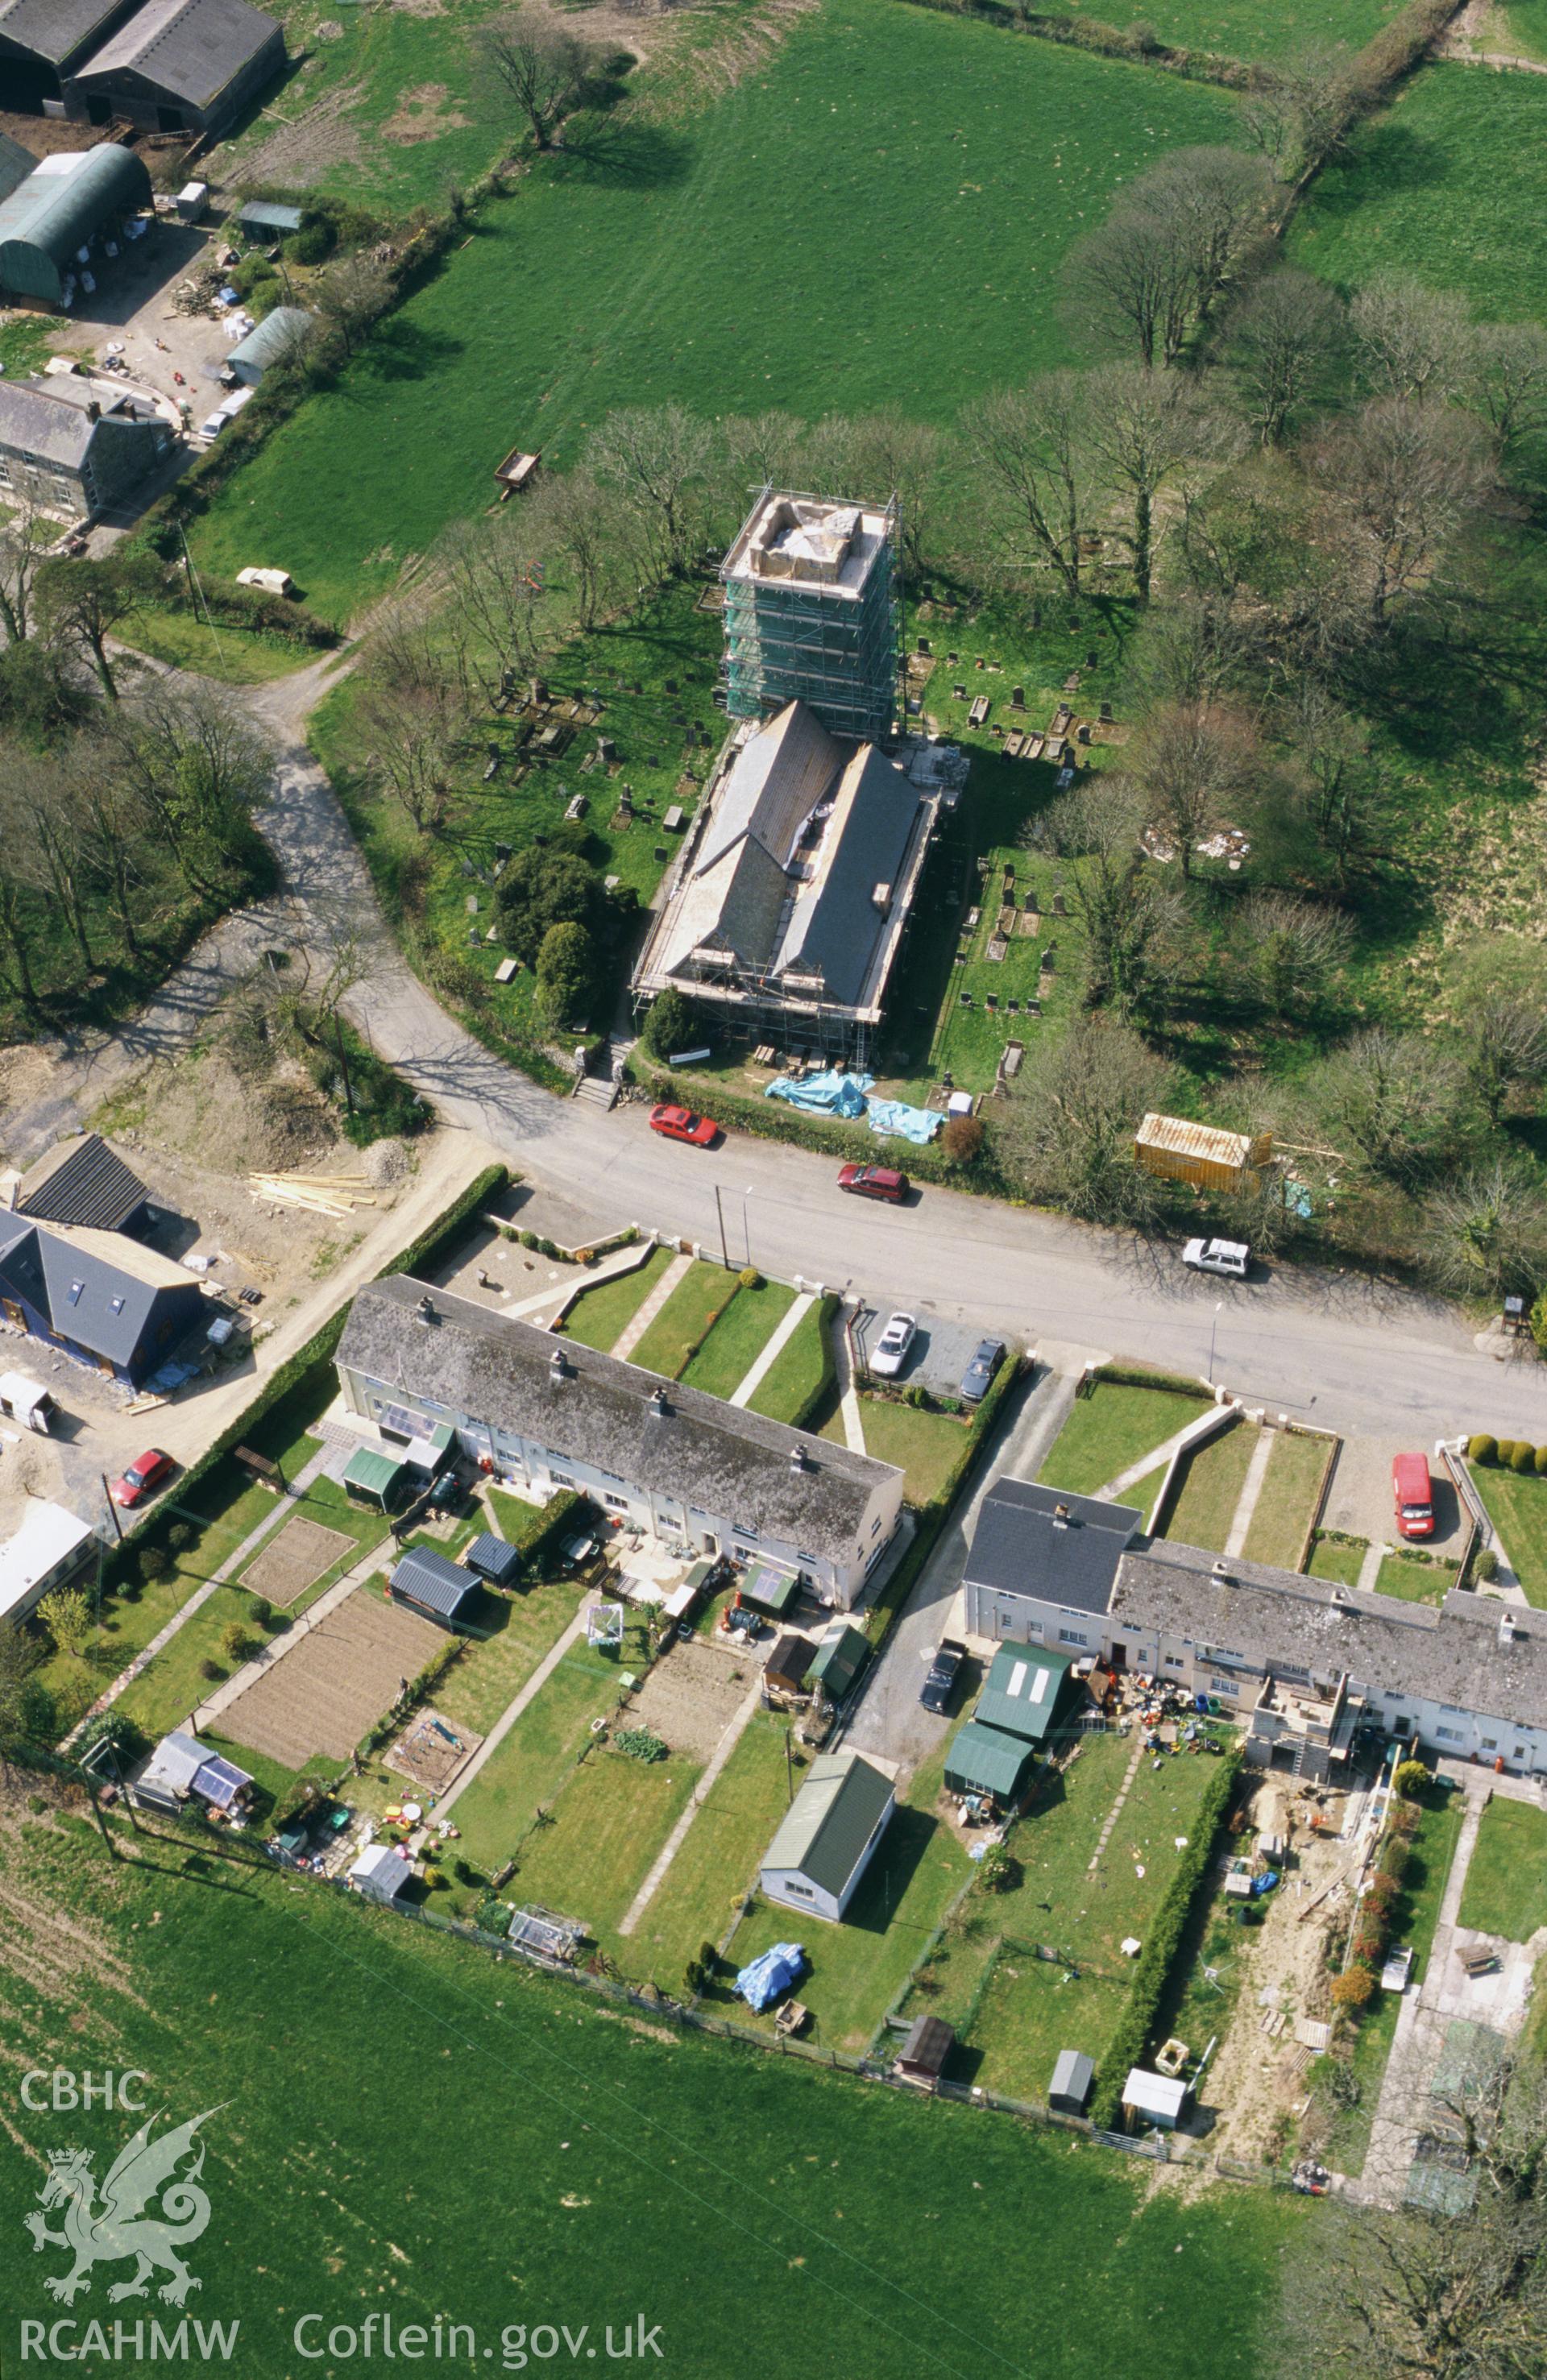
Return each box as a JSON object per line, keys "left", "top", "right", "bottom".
{"left": 1437, "top": 1725, "right": 1462, "bottom": 1744}
{"left": 550, "top": 1470, "right": 575, "bottom": 1489}
{"left": 783, "top": 1880, "right": 814, "bottom": 1899}
{"left": 66, "top": 1280, "right": 85, "bottom": 1307}
{"left": 1058, "top": 1627, "right": 1088, "bottom": 1648}
{"left": 1482, "top": 1737, "right": 1499, "bottom": 1752}
{"left": 870, "top": 1517, "right": 882, "bottom": 1536}
{"left": 603, "top": 1494, "right": 628, "bottom": 1512}
{"left": 733, "top": 1524, "right": 758, "bottom": 1545}
{"left": 110, "top": 1296, "right": 125, "bottom": 1315}
{"left": 1163, "top": 1655, "right": 1184, "bottom": 1671}
{"left": 0, "top": 461, "right": 10, "bottom": 486}
{"left": 1391, "top": 1717, "right": 1411, "bottom": 1733}
{"left": 1210, "top": 1677, "right": 1236, "bottom": 1696}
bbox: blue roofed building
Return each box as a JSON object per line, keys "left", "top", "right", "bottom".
{"left": 0, "top": 1208, "right": 203, "bottom": 1385}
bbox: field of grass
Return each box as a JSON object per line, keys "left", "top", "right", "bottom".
{"left": 1309, "top": 1532, "right": 1367, "bottom": 1587}
{"left": 559, "top": 1244, "right": 677, "bottom": 1352}
{"left": 121, "top": 607, "right": 325, "bottom": 685}
{"left": 1038, "top": 1379, "right": 1210, "bottom": 1499}
{"left": 628, "top": 1711, "right": 799, "bottom": 1984}
{"left": 681, "top": 1276, "right": 798, "bottom": 1400}
{"left": 0, "top": 1802, "right": 1304, "bottom": 2380}
{"left": 1470, "top": 1461, "right": 1547, "bottom": 1608}
{"left": 445, "top": 1637, "right": 632, "bottom": 1877}
{"left": 189, "top": 0, "right": 1239, "bottom": 620}
{"left": 1321, "top": 1792, "right": 1463, "bottom": 2173}
{"left": 629, "top": 1258, "right": 741, "bottom": 1378}
{"left": 1457, "top": 1797, "right": 1547, "bottom": 1941}
{"left": 747, "top": 1296, "right": 835, "bottom": 1426}
{"left": 1163, "top": 1420, "right": 1255, "bottom": 1553}
{"left": 855, "top": 1396, "right": 972, "bottom": 1504}
{"left": 1290, "top": 65, "right": 1547, "bottom": 328}
{"left": 1073, "top": 0, "right": 1404, "bottom": 57}
{"left": 505, "top": 1740, "right": 707, "bottom": 1956}
{"left": 1240, "top": 1431, "right": 1330, "bottom": 1571}
{"left": 1375, "top": 1551, "right": 1453, "bottom": 1605}
{"left": 725, "top": 1748, "right": 968, "bottom": 2053}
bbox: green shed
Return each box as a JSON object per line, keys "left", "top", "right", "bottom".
{"left": 342, "top": 1446, "right": 406, "bottom": 1510}
{"left": 975, "top": 1644, "right": 1080, "bottom": 1746}
{"left": 806, "top": 1619, "right": 869, "bottom": 1706}
{"left": 943, "top": 1719, "right": 1032, "bottom": 1804}
{"left": 740, "top": 1561, "right": 798, "bottom": 1618}
{"left": 0, "top": 147, "right": 153, "bottom": 307}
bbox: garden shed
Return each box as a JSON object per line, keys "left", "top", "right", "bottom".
{"left": 943, "top": 1717, "right": 1031, "bottom": 1806}
{"left": 975, "top": 1643, "right": 1080, "bottom": 1748}
{"left": 760, "top": 1749, "right": 895, "bottom": 1922}
{"left": 342, "top": 1446, "right": 406, "bottom": 1511}
{"left": 348, "top": 1843, "right": 411, "bottom": 1905}
{"left": 0, "top": 143, "right": 151, "bottom": 306}
{"left": 1134, "top": 1115, "right": 1273, "bottom": 1194}
{"left": 739, "top": 1559, "right": 798, "bottom": 1618}
{"left": 387, "top": 1546, "right": 482, "bottom": 1627}
{"left": 464, "top": 1532, "right": 521, "bottom": 1588}
{"left": 894, "top": 2014, "right": 955, "bottom": 2092}
{"left": 805, "top": 1618, "right": 869, "bottom": 1706}
{"left": 1049, "top": 2050, "right": 1094, "bottom": 2117}
{"left": 1122, "top": 2068, "right": 1192, "bottom": 2130}
{"left": 764, "top": 1632, "right": 813, "bottom": 1697}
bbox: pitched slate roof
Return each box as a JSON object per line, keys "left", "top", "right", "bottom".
{"left": 17, "top": 1133, "right": 147, "bottom": 1229}
{"left": 337, "top": 1277, "right": 898, "bottom": 1566}
{"left": 0, "top": 1211, "right": 194, "bottom": 1366}
{"left": 75, "top": 0, "right": 280, "bottom": 105}
{"left": 1109, "top": 1542, "right": 1547, "bottom": 1733}
{"left": 0, "top": 0, "right": 126, "bottom": 65}
{"left": 388, "top": 1545, "right": 480, "bottom": 1621}
{"left": 761, "top": 1750, "right": 893, "bottom": 1897}
{"left": 774, "top": 743, "right": 920, "bottom": 1005}
{"left": 964, "top": 1478, "right": 1142, "bottom": 1617}
{"left": 0, "top": 375, "right": 105, "bottom": 469}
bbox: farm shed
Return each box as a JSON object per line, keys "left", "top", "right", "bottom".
{"left": 0, "top": 0, "right": 139, "bottom": 108}
{"left": 237, "top": 198, "right": 301, "bottom": 236}
{"left": 1134, "top": 1114, "right": 1273, "bottom": 1194}
{"left": 0, "top": 142, "right": 151, "bottom": 305}
{"left": 894, "top": 2014, "right": 954, "bottom": 2092}
{"left": 1122, "top": 2068, "right": 1192, "bottom": 2130}
{"left": 760, "top": 1748, "right": 895, "bottom": 1923}
{"left": 1050, "top": 2050, "right": 1094, "bottom": 2117}
{"left": 975, "top": 1643, "right": 1080, "bottom": 1748}
{"left": 464, "top": 1532, "right": 521, "bottom": 1588}
{"left": 15, "top": 1132, "right": 151, "bottom": 1232}
{"left": 765, "top": 1632, "right": 813, "bottom": 1697}
{"left": 226, "top": 302, "right": 309, "bottom": 386}
{"left": 805, "top": 1617, "right": 869, "bottom": 1706}
{"left": 943, "top": 1717, "right": 1031, "bottom": 1805}
{"left": 349, "top": 1843, "right": 411, "bottom": 1904}
{"left": 342, "top": 1446, "right": 406, "bottom": 1510}
{"left": 0, "top": 1499, "right": 96, "bottom": 1624}
{"left": 66, "top": 0, "right": 285, "bottom": 136}
{"left": 135, "top": 1729, "right": 251, "bottom": 1815}
{"left": 387, "top": 1546, "right": 482, "bottom": 1627}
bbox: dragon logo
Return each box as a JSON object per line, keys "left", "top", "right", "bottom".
{"left": 24, "top": 2107, "right": 222, "bottom": 2308}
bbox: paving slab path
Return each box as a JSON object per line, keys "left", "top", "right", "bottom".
{"left": 730, "top": 1292, "right": 815, "bottom": 1408}
{"left": 611, "top": 1250, "right": 693, "bottom": 1362}
{"left": 1226, "top": 1426, "right": 1275, "bottom": 1559}
{"left": 616, "top": 1673, "right": 766, "bottom": 1937}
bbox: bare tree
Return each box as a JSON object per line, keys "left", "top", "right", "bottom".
{"left": 313, "top": 250, "right": 395, "bottom": 359}
{"left": 586, "top": 404, "right": 715, "bottom": 583}
{"left": 1032, "top": 779, "right": 1186, "bottom": 1013}
{"left": 1309, "top": 1026, "right": 1471, "bottom": 1187}
{"left": 996, "top": 1014, "right": 1174, "bottom": 1225}
{"left": 1222, "top": 268, "right": 1346, "bottom": 446}
{"left": 1310, "top": 397, "right": 1496, "bottom": 629}
{"left": 355, "top": 635, "right": 467, "bottom": 837}
{"left": 65, "top": 732, "right": 156, "bottom": 962}
{"left": 34, "top": 549, "right": 157, "bottom": 701}
{"left": 1466, "top": 319, "right": 1547, "bottom": 452}
{"left": 721, "top": 411, "right": 806, "bottom": 499}
{"left": 847, "top": 412, "right": 945, "bottom": 575}
{"left": 1128, "top": 699, "right": 1259, "bottom": 880}
{"left": 1446, "top": 939, "right": 1547, "bottom": 1123}
{"left": 0, "top": 744, "right": 95, "bottom": 970}
{"left": 1235, "top": 892, "right": 1352, "bottom": 1015}
{"left": 1067, "top": 148, "right": 1272, "bottom": 369}
{"left": 1280, "top": 678, "right": 1375, "bottom": 878}
{"left": 476, "top": 7, "right": 597, "bottom": 151}
{"left": 527, "top": 466, "right": 628, "bottom": 633}
{"left": 1084, "top": 363, "right": 1225, "bottom": 600}
{"left": 1350, "top": 274, "right": 1474, "bottom": 405}
{"left": 960, "top": 373, "right": 1093, "bottom": 600}
{"left": 0, "top": 501, "right": 52, "bottom": 648}
{"left": 97, "top": 681, "right": 272, "bottom": 897}
{"left": 437, "top": 513, "right": 545, "bottom": 703}
{"left": 1241, "top": 44, "right": 1357, "bottom": 173}
{"left": 1421, "top": 1159, "right": 1547, "bottom": 1301}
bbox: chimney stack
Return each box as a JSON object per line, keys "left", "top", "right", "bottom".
{"left": 649, "top": 1384, "right": 669, "bottom": 1419}
{"left": 414, "top": 1294, "right": 437, "bottom": 1327}
{"left": 789, "top": 1444, "right": 807, "bottom": 1474}
{"left": 1213, "top": 1558, "right": 1232, "bottom": 1585}
{"left": 1499, "top": 1611, "right": 1519, "bottom": 1648}
{"left": 549, "top": 1346, "right": 568, "bottom": 1384}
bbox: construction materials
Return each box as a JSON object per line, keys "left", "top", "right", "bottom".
{"left": 248, "top": 1171, "right": 377, "bottom": 1219}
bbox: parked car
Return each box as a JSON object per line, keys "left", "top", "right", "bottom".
{"left": 960, "top": 1336, "right": 1006, "bottom": 1404}
{"left": 837, "top": 1163, "right": 910, "bottom": 1204}
{"left": 111, "top": 1448, "right": 174, "bottom": 1508}
{"left": 649, "top": 1104, "right": 718, "bottom": 1147}
{"left": 920, "top": 1639, "right": 966, "bottom": 1715}
{"left": 1392, "top": 1452, "right": 1435, "bottom": 1540}
{"left": 869, "top": 1311, "right": 917, "bottom": 1378}
{"left": 1183, "top": 1236, "right": 1250, "bottom": 1279}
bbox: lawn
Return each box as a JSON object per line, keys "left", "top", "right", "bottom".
{"left": 628, "top": 1712, "right": 798, "bottom": 1984}
{"left": 441, "top": 1638, "right": 630, "bottom": 1879}
{"left": 1375, "top": 1552, "right": 1453, "bottom": 1606}
{"left": 0, "top": 1804, "right": 1304, "bottom": 2380}
{"left": 1321, "top": 1791, "right": 1463, "bottom": 2174}
{"left": 188, "top": 0, "right": 1240, "bottom": 620}
{"left": 1240, "top": 1431, "right": 1330, "bottom": 1571}
{"left": 629, "top": 1258, "right": 741, "bottom": 1379}
{"left": 433, "top": 1574, "right": 591, "bottom": 1738}
{"left": 1457, "top": 1797, "right": 1547, "bottom": 1942}
{"left": 558, "top": 1243, "right": 677, "bottom": 1353}
{"left": 1163, "top": 1420, "right": 1255, "bottom": 1553}
{"left": 1069, "top": 0, "right": 1404, "bottom": 56}
{"left": 724, "top": 1747, "right": 969, "bottom": 2054}
{"left": 1038, "top": 1379, "right": 1210, "bottom": 1500}
{"left": 503, "top": 1739, "right": 707, "bottom": 1957}
{"left": 681, "top": 1277, "right": 798, "bottom": 1401}
{"left": 121, "top": 607, "right": 325, "bottom": 686}
{"left": 1309, "top": 1532, "right": 1367, "bottom": 1588}
{"left": 1470, "top": 1461, "right": 1547, "bottom": 1608}
{"left": 855, "top": 1397, "right": 973, "bottom": 1505}
{"left": 1290, "top": 64, "right": 1547, "bottom": 329}
{"left": 747, "top": 1296, "right": 836, "bottom": 1426}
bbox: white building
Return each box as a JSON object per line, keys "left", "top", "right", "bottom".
{"left": 0, "top": 1498, "right": 97, "bottom": 1626}
{"left": 335, "top": 1277, "right": 904, "bottom": 1611}
{"left": 759, "top": 1749, "right": 895, "bottom": 1923}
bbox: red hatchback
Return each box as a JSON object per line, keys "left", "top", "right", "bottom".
{"left": 649, "top": 1104, "right": 719, "bottom": 1147}
{"left": 111, "top": 1448, "right": 174, "bottom": 1508}
{"left": 838, "top": 1163, "right": 910, "bottom": 1204}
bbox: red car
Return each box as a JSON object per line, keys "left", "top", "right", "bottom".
{"left": 111, "top": 1448, "right": 174, "bottom": 1508}
{"left": 649, "top": 1104, "right": 718, "bottom": 1147}
{"left": 838, "top": 1163, "right": 910, "bottom": 1204}
{"left": 1392, "top": 1453, "right": 1434, "bottom": 1540}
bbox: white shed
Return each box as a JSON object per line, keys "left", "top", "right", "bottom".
{"left": 0, "top": 1499, "right": 96, "bottom": 1624}
{"left": 1122, "top": 2067, "right": 1192, "bottom": 2130}
{"left": 348, "top": 1843, "right": 412, "bottom": 1905}
{"left": 759, "top": 1750, "right": 895, "bottom": 1924}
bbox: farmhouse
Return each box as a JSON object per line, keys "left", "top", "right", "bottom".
{"left": 722, "top": 488, "right": 901, "bottom": 743}
{"left": 961, "top": 1478, "right": 1141, "bottom": 1649}
{"left": 0, "top": 142, "right": 151, "bottom": 307}
{"left": 0, "top": 1498, "right": 96, "bottom": 1624}
{"left": 64, "top": 0, "right": 284, "bottom": 135}
{"left": 335, "top": 1278, "right": 904, "bottom": 1611}
{"left": 0, "top": 371, "right": 168, "bottom": 514}
{"left": 759, "top": 1748, "right": 895, "bottom": 1922}
{"left": 632, "top": 698, "right": 947, "bottom": 1063}
{"left": 0, "top": 1209, "right": 204, "bottom": 1384}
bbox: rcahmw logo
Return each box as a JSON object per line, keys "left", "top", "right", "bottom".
{"left": 19, "top": 2100, "right": 238, "bottom": 2361}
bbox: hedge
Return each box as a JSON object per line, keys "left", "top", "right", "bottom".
{"left": 897, "top": 0, "right": 1257, "bottom": 89}
{"left": 640, "top": 1062, "right": 1010, "bottom": 1196}
{"left": 494, "top": 1486, "right": 586, "bottom": 1575}
{"left": 1091, "top": 1361, "right": 1210, "bottom": 1399}
{"left": 787, "top": 1293, "right": 842, "bottom": 1433}
{"left": 861, "top": 1351, "right": 1026, "bottom": 1648}
{"left": 1089, "top": 1744, "right": 1243, "bottom": 2129}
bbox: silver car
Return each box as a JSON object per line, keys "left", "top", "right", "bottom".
{"left": 870, "top": 1311, "right": 917, "bottom": 1377}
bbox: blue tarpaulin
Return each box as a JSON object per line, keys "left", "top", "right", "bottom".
{"left": 765, "top": 1070, "right": 872, "bottom": 1117}
{"left": 867, "top": 1099, "right": 943, "bottom": 1145}
{"left": 736, "top": 1943, "right": 807, "bottom": 2013}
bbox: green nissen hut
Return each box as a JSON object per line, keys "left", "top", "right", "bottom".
{"left": 760, "top": 1750, "right": 895, "bottom": 1923}
{"left": 943, "top": 1719, "right": 1031, "bottom": 1806}
{"left": 0, "top": 143, "right": 151, "bottom": 305}
{"left": 976, "top": 1643, "right": 1080, "bottom": 1746}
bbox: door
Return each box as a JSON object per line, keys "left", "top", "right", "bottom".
{"left": 86, "top": 96, "right": 112, "bottom": 125}
{"left": 2, "top": 1300, "right": 23, "bottom": 1329}
{"left": 1108, "top": 1640, "right": 1126, "bottom": 1671}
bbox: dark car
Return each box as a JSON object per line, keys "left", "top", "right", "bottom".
{"left": 837, "top": 1163, "right": 910, "bottom": 1204}
{"left": 920, "top": 1639, "right": 966, "bottom": 1715}
{"left": 959, "top": 1336, "right": 1006, "bottom": 1404}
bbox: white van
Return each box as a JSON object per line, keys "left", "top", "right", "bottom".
{"left": 0, "top": 1372, "right": 57, "bottom": 1433}
{"left": 197, "top": 386, "right": 254, "bottom": 441}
